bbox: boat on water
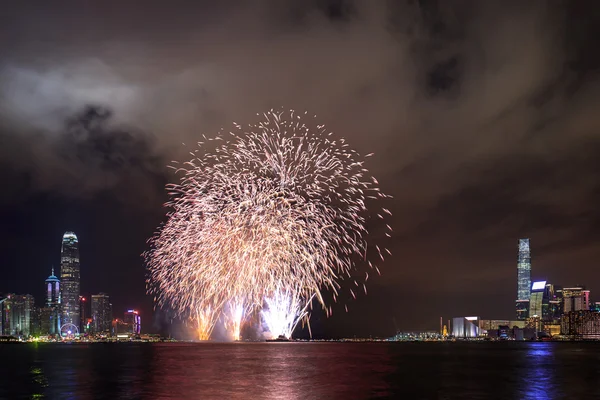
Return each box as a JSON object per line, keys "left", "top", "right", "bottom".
{"left": 266, "top": 335, "right": 291, "bottom": 342}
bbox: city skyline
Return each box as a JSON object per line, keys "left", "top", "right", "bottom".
{"left": 3, "top": 233, "right": 599, "bottom": 338}
{"left": 1, "top": 231, "right": 144, "bottom": 338}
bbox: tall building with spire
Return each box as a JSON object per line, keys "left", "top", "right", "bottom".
{"left": 516, "top": 238, "right": 532, "bottom": 320}
{"left": 60, "top": 232, "right": 80, "bottom": 334}
{"left": 44, "top": 267, "right": 61, "bottom": 335}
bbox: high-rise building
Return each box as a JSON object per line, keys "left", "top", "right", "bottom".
{"left": 91, "top": 293, "right": 112, "bottom": 334}
{"left": 124, "top": 310, "right": 141, "bottom": 334}
{"left": 60, "top": 232, "right": 80, "bottom": 335}
{"left": 529, "top": 281, "right": 546, "bottom": 319}
{"left": 541, "top": 283, "right": 554, "bottom": 322}
{"left": 516, "top": 239, "right": 531, "bottom": 320}
{"left": 3, "top": 294, "right": 35, "bottom": 337}
{"left": 517, "top": 239, "right": 531, "bottom": 300}
{"left": 45, "top": 267, "right": 61, "bottom": 335}
{"left": 563, "top": 287, "right": 590, "bottom": 313}
{"left": 561, "top": 310, "right": 600, "bottom": 338}
{"left": 30, "top": 307, "right": 42, "bottom": 337}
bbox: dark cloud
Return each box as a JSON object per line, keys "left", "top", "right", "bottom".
{"left": 1, "top": 0, "right": 600, "bottom": 334}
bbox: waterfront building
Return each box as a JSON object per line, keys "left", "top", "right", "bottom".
{"left": 30, "top": 306, "right": 42, "bottom": 336}
{"left": 60, "top": 232, "right": 81, "bottom": 335}
{"left": 529, "top": 281, "right": 546, "bottom": 319}
{"left": 452, "top": 316, "right": 481, "bottom": 338}
{"left": 3, "top": 294, "right": 35, "bottom": 337}
{"left": 39, "top": 307, "right": 55, "bottom": 335}
{"left": 516, "top": 239, "right": 531, "bottom": 320}
{"left": 526, "top": 316, "right": 543, "bottom": 333}
{"left": 478, "top": 320, "right": 526, "bottom": 331}
{"left": 591, "top": 302, "right": 600, "bottom": 312}
{"left": 112, "top": 319, "right": 129, "bottom": 336}
{"left": 561, "top": 310, "right": 600, "bottom": 338}
{"left": 91, "top": 293, "right": 112, "bottom": 334}
{"left": 563, "top": 287, "right": 590, "bottom": 313}
{"left": 123, "top": 310, "right": 141, "bottom": 334}
{"left": 45, "top": 267, "right": 61, "bottom": 335}
{"left": 542, "top": 324, "right": 561, "bottom": 337}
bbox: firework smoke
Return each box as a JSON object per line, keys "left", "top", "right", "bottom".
{"left": 146, "top": 109, "right": 391, "bottom": 340}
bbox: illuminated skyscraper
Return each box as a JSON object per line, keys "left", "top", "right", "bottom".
{"left": 563, "top": 287, "right": 590, "bottom": 312}
{"left": 529, "top": 281, "right": 546, "bottom": 318}
{"left": 516, "top": 238, "right": 531, "bottom": 320}
{"left": 517, "top": 239, "right": 531, "bottom": 300}
{"left": 124, "top": 310, "right": 141, "bottom": 334}
{"left": 44, "top": 267, "right": 61, "bottom": 335}
{"left": 91, "top": 293, "right": 112, "bottom": 334}
{"left": 3, "top": 294, "right": 35, "bottom": 337}
{"left": 60, "top": 232, "right": 80, "bottom": 334}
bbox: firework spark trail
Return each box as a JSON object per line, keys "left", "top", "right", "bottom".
{"left": 223, "top": 296, "right": 248, "bottom": 341}
{"left": 261, "top": 288, "right": 314, "bottom": 339}
{"left": 145, "top": 109, "right": 391, "bottom": 340}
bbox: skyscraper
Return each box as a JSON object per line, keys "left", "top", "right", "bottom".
{"left": 516, "top": 238, "right": 531, "bottom": 320}
{"left": 3, "top": 294, "right": 35, "bottom": 337}
{"left": 44, "top": 267, "right": 61, "bottom": 335}
{"left": 124, "top": 310, "right": 141, "bottom": 334}
{"left": 517, "top": 239, "right": 531, "bottom": 300}
{"left": 60, "top": 232, "right": 80, "bottom": 334}
{"left": 529, "top": 281, "right": 546, "bottom": 318}
{"left": 91, "top": 293, "right": 112, "bottom": 334}
{"left": 563, "top": 287, "right": 590, "bottom": 312}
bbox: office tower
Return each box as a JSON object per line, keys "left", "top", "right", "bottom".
{"left": 516, "top": 239, "right": 531, "bottom": 320}
{"left": 45, "top": 267, "right": 61, "bottom": 335}
{"left": 561, "top": 310, "right": 600, "bottom": 338}
{"left": 60, "top": 232, "right": 80, "bottom": 334}
{"left": 91, "top": 293, "right": 112, "bottom": 333}
{"left": 3, "top": 294, "right": 35, "bottom": 337}
{"left": 538, "top": 282, "right": 561, "bottom": 322}
{"left": 563, "top": 287, "right": 590, "bottom": 312}
{"left": 30, "top": 307, "right": 42, "bottom": 337}
{"left": 124, "top": 310, "right": 141, "bottom": 334}
{"left": 517, "top": 239, "right": 531, "bottom": 300}
{"left": 529, "top": 281, "right": 546, "bottom": 318}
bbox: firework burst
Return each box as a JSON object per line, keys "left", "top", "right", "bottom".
{"left": 145, "top": 109, "right": 391, "bottom": 340}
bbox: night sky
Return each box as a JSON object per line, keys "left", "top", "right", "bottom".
{"left": 1, "top": 1, "right": 600, "bottom": 338}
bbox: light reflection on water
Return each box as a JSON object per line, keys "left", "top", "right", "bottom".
{"left": 2, "top": 342, "right": 600, "bottom": 399}
{"left": 521, "top": 343, "right": 555, "bottom": 400}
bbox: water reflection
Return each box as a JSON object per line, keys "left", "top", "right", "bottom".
{"left": 3, "top": 342, "right": 600, "bottom": 399}
{"left": 147, "top": 343, "right": 394, "bottom": 399}
{"left": 520, "top": 343, "right": 556, "bottom": 400}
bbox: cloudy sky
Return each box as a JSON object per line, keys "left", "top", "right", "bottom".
{"left": 1, "top": 0, "right": 600, "bottom": 337}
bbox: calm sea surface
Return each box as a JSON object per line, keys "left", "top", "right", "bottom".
{"left": 1, "top": 341, "right": 600, "bottom": 399}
